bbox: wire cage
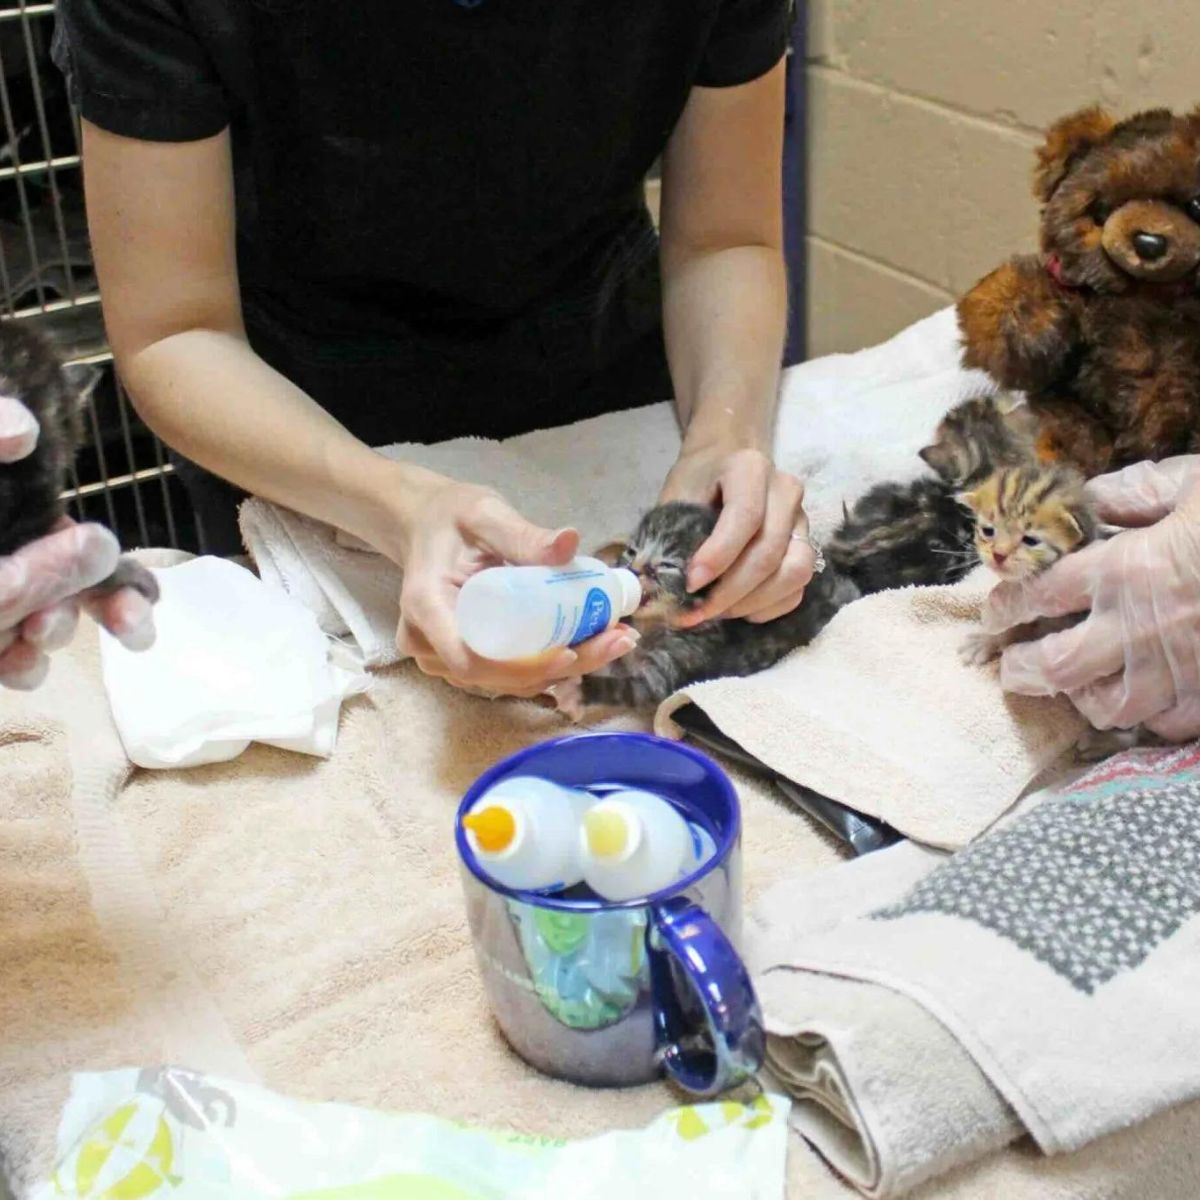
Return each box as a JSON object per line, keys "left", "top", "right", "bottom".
{"left": 0, "top": 1, "right": 204, "bottom": 553}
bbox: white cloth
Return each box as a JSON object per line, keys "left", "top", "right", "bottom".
{"left": 239, "top": 307, "right": 995, "bottom": 667}
{"left": 99, "top": 557, "right": 368, "bottom": 769}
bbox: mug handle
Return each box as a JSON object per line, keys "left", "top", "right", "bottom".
{"left": 647, "top": 896, "right": 765, "bottom": 1096}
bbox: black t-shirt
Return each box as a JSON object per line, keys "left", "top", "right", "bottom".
{"left": 54, "top": 0, "right": 789, "bottom": 330}
{"left": 54, "top": 0, "right": 788, "bottom": 550}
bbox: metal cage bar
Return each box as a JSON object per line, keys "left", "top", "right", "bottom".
{"left": 0, "top": 1, "right": 195, "bottom": 552}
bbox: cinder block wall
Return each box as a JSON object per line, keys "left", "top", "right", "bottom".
{"left": 806, "top": 1, "right": 1200, "bottom": 357}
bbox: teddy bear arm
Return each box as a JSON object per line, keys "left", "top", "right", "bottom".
{"left": 1026, "top": 395, "right": 1114, "bottom": 476}
{"left": 958, "top": 258, "right": 1077, "bottom": 391}
{"left": 1110, "top": 373, "right": 1200, "bottom": 467}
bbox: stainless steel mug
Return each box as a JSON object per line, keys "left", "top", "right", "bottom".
{"left": 456, "top": 732, "right": 763, "bottom": 1095}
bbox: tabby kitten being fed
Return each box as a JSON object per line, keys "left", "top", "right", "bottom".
{"left": 557, "top": 397, "right": 1039, "bottom": 714}
{"left": 556, "top": 501, "right": 860, "bottom": 712}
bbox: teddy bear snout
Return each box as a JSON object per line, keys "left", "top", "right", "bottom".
{"left": 1100, "top": 199, "right": 1200, "bottom": 282}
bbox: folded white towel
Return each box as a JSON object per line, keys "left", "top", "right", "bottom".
{"left": 240, "top": 307, "right": 996, "bottom": 666}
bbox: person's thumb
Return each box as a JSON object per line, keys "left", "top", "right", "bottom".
{"left": 470, "top": 497, "right": 579, "bottom": 566}
{"left": 1085, "top": 457, "right": 1200, "bottom": 527}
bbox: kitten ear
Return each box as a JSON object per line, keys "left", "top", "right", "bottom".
{"left": 921, "top": 438, "right": 971, "bottom": 482}
{"left": 954, "top": 489, "right": 979, "bottom": 512}
{"left": 1059, "top": 510, "right": 1085, "bottom": 546}
{"left": 62, "top": 361, "right": 102, "bottom": 408}
{"left": 1033, "top": 105, "right": 1116, "bottom": 201}
{"left": 918, "top": 442, "right": 952, "bottom": 476}
{"left": 593, "top": 539, "right": 628, "bottom": 567}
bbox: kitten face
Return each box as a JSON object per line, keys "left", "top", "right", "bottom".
{"left": 611, "top": 502, "right": 717, "bottom": 623}
{"left": 959, "top": 466, "right": 1089, "bottom": 581}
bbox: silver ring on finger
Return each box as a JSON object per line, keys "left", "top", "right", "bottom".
{"left": 790, "top": 531, "right": 826, "bottom": 574}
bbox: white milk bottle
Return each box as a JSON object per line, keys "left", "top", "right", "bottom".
{"left": 461, "top": 776, "right": 595, "bottom": 892}
{"left": 456, "top": 557, "right": 641, "bottom": 661}
{"left": 579, "top": 789, "right": 715, "bottom": 902}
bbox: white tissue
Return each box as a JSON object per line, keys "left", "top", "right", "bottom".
{"left": 99, "top": 557, "right": 368, "bottom": 769}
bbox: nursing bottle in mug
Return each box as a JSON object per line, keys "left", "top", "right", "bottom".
{"left": 455, "top": 732, "right": 764, "bottom": 1096}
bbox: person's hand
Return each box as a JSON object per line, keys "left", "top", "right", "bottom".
{"left": 395, "top": 480, "right": 639, "bottom": 698}
{"left": 981, "top": 455, "right": 1200, "bottom": 740}
{"left": 0, "top": 518, "right": 157, "bottom": 690}
{"left": 0, "top": 396, "right": 155, "bottom": 690}
{"left": 659, "top": 444, "right": 813, "bottom": 626}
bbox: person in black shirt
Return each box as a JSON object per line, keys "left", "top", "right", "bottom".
{"left": 54, "top": 0, "right": 815, "bottom": 698}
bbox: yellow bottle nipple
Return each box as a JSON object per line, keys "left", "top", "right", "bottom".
{"left": 583, "top": 808, "right": 629, "bottom": 860}
{"left": 463, "top": 805, "right": 517, "bottom": 854}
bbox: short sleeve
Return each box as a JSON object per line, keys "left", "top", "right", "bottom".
{"left": 52, "top": 0, "right": 229, "bottom": 142}
{"left": 696, "top": 0, "right": 792, "bottom": 88}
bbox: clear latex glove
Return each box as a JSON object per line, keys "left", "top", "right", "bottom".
{"left": 0, "top": 393, "right": 41, "bottom": 462}
{"left": 982, "top": 455, "right": 1200, "bottom": 740}
{"left": 0, "top": 395, "right": 157, "bottom": 689}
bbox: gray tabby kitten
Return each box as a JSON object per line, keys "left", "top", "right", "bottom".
{"left": 0, "top": 321, "right": 158, "bottom": 600}
{"left": 560, "top": 502, "right": 860, "bottom": 711}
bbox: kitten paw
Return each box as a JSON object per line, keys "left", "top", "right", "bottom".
{"left": 1073, "top": 726, "right": 1143, "bottom": 763}
{"left": 548, "top": 677, "right": 585, "bottom": 723}
{"left": 959, "top": 630, "right": 1001, "bottom": 667}
{"left": 91, "top": 556, "right": 161, "bottom": 604}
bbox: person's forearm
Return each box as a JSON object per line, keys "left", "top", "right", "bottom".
{"left": 661, "top": 241, "right": 787, "bottom": 454}
{"left": 119, "top": 329, "right": 441, "bottom": 563}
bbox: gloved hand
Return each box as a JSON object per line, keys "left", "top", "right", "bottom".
{"left": 982, "top": 455, "right": 1200, "bottom": 741}
{"left": 0, "top": 395, "right": 156, "bottom": 690}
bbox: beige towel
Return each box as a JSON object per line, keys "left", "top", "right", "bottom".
{"left": 761, "top": 973, "right": 1022, "bottom": 1198}
{"left": 751, "top": 744, "right": 1200, "bottom": 1196}
{"left": 3, "top": 614, "right": 1200, "bottom": 1200}
{"left": 657, "top": 573, "right": 1085, "bottom": 850}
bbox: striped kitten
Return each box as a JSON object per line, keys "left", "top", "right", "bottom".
{"left": 957, "top": 463, "right": 1095, "bottom": 669}
{"left": 956, "top": 464, "right": 1149, "bottom": 759}
{"left": 557, "top": 502, "right": 860, "bottom": 712}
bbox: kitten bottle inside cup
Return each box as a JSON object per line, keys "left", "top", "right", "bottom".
{"left": 461, "top": 776, "right": 595, "bottom": 892}
{"left": 580, "top": 789, "right": 717, "bottom": 902}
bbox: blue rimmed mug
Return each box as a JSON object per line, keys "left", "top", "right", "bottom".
{"left": 455, "top": 732, "right": 764, "bottom": 1096}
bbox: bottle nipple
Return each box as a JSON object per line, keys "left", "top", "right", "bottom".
{"left": 463, "top": 805, "right": 517, "bottom": 855}
{"left": 583, "top": 807, "right": 633, "bottom": 861}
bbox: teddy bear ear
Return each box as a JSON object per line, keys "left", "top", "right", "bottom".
{"left": 1033, "top": 106, "right": 1117, "bottom": 202}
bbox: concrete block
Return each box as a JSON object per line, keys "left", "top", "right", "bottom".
{"left": 806, "top": 236, "right": 953, "bottom": 358}
{"left": 807, "top": 0, "right": 838, "bottom": 64}
{"left": 807, "top": 68, "right": 1039, "bottom": 294}
{"left": 828, "top": 0, "right": 1200, "bottom": 131}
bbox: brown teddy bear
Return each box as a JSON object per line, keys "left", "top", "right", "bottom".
{"left": 958, "top": 105, "right": 1200, "bottom": 476}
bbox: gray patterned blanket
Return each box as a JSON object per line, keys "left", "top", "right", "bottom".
{"left": 747, "top": 743, "right": 1200, "bottom": 1198}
